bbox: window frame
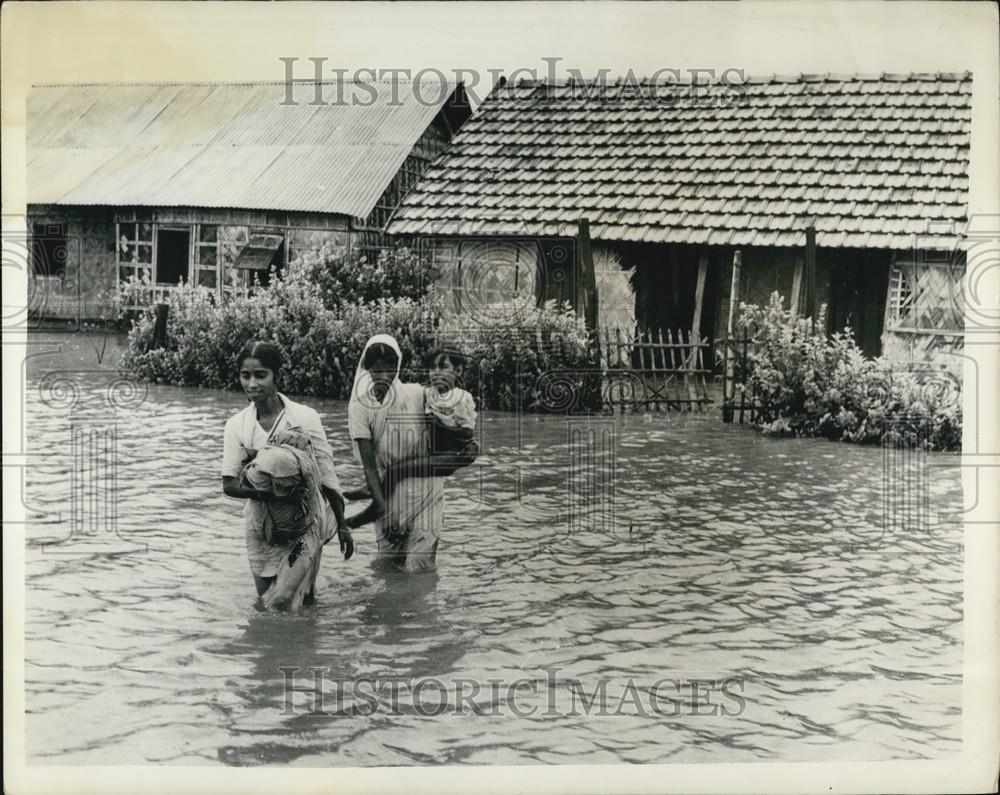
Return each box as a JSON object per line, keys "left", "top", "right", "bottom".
{"left": 114, "top": 216, "right": 155, "bottom": 286}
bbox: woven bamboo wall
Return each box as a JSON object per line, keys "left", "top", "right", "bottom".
{"left": 882, "top": 252, "right": 966, "bottom": 375}
{"left": 429, "top": 238, "right": 540, "bottom": 315}
{"left": 593, "top": 245, "right": 636, "bottom": 333}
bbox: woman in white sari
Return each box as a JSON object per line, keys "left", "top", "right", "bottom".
{"left": 222, "top": 341, "right": 352, "bottom": 609}
{"left": 347, "top": 335, "right": 444, "bottom": 572}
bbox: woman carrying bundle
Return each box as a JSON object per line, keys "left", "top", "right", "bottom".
{"left": 221, "top": 341, "right": 352, "bottom": 610}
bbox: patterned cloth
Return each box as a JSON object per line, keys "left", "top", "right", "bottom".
{"left": 242, "top": 429, "right": 320, "bottom": 545}
{"left": 222, "top": 397, "right": 341, "bottom": 610}
{"left": 424, "top": 386, "right": 477, "bottom": 430}
{"left": 242, "top": 427, "right": 334, "bottom": 610}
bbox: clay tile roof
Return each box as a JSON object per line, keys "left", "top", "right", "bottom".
{"left": 389, "top": 73, "right": 971, "bottom": 249}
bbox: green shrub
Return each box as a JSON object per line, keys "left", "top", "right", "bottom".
{"left": 437, "top": 300, "right": 600, "bottom": 412}
{"left": 737, "top": 292, "right": 961, "bottom": 450}
{"left": 120, "top": 253, "right": 601, "bottom": 412}
{"left": 290, "top": 245, "right": 435, "bottom": 308}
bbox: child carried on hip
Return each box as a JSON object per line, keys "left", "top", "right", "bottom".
{"left": 345, "top": 347, "right": 479, "bottom": 530}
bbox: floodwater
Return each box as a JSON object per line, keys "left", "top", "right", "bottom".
{"left": 21, "top": 332, "right": 963, "bottom": 766}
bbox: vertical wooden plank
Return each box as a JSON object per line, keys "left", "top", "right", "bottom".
{"left": 151, "top": 222, "right": 159, "bottom": 288}
{"left": 790, "top": 256, "right": 804, "bottom": 318}
{"left": 698, "top": 333, "right": 706, "bottom": 409}
{"left": 691, "top": 253, "right": 709, "bottom": 335}
{"left": 656, "top": 327, "right": 665, "bottom": 412}
{"left": 724, "top": 250, "right": 742, "bottom": 402}
{"left": 636, "top": 328, "right": 647, "bottom": 411}
{"left": 689, "top": 251, "right": 709, "bottom": 367}
{"left": 881, "top": 252, "right": 899, "bottom": 355}
{"left": 577, "top": 219, "right": 599, "bottom": 333}
{"left": 725, "top": 249, "right": 743, "bottom": 335}
{"left": 805, "top": 225, "right": 817, "bottom": 331}
{"left": 677, "top": 329, "right": 697, "bottom": 406}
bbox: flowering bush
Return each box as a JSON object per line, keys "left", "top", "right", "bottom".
{"left": 120, "top": 252, "right": 600, "bottom": 411}
{"left": 737, "top": 292, "right": 962, "bottom": 450}
{"left": 437, "top": 300, "right": 600, "bottom": 412}
{"left": 290, "top": 244, "right": 435, "bottom": 308}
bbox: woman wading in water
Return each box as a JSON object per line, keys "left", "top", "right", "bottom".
{"left": 222, "top": 341, "right": 352, "bottom": 609}
{"left": 348, "top": 335, "right": 440, "bottom": 572}
{"left": 347, "top": 335, "right": 477, "bottom": 573}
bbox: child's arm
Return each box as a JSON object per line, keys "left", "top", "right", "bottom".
{"left": 387, "top": 442, "right": 479, "bottom": 480}
{"left": 346, "top": 499, "right": 379, "bottom": 529}
{"left": 222, "top": 475, "right": 300, "bottom": 504}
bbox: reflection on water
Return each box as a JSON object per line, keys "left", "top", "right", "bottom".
{"left": 22, "top": 334, "right": 963, "bottom": 765}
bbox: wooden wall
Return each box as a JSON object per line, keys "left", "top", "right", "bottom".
{"left": 427, "top": 237, "right": 543, "bottom": 314}
{"left": 27, "top": 205, "right": 117, "bottom": 321}
{"left": 27, "top": 204, "right": 358, "bottom": 320}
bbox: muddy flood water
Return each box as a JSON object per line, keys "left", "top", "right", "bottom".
{"left": 21, "top": 332, "right": 963, "bottom": 766}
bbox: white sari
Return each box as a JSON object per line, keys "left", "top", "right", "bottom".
{"left": 347, "top": 335, "right": 444, "bottom": 572}
{"left": 222, "top": 394, "right": 340, "bottom": 607}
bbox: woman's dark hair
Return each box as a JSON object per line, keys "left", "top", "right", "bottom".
{"left": 427, "top": 347, "right": 467, "bottom": 371}
{"left": 362, "top": 342, "right": 399, "bottom": 371}
{"left": 236, "top": 340, "right": 283, "bottom": 378}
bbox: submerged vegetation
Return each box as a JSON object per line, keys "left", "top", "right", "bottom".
{"left": 736, "top": 293, "right": 961, "bottom": 451}
{"left": 119, "top": 248, "right": 598, "bottom": 412}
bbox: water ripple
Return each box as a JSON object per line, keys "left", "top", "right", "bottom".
{"left": 23, "top": 339, "right": 963, "bottom": 765}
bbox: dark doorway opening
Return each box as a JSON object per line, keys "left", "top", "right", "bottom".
{"left": 156, "top": 228, "right": 190, "bottom": 285}
{"left": 827, "top": 250, "right": 891, "bottom": 357}
{"left": 626, "top": 243, "right": 721, "bottom": 355}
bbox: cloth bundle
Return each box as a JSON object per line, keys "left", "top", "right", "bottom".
{"left": 241, "top": 428, "right": 321, "bottom": 545}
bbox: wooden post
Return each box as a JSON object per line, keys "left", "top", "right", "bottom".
{"left": 152, "top": 302, "right": 169, "bottom": 349}
{"left": 578, "top": 219, "right": 600, "bottom": 375}
{"left": 805, "top": 225, "right": 817, "bottom": 332}
{"left": 687, "top": 252, "right": 709, "bottom": 402}
{"left": 577, "top": 219, "right": 599, "bottom": 333}
{"left": 724, "top": 250, "right": 743, "bottom": 403}
{"left": 690, "top": 253, "right": 708, "bottom": 348}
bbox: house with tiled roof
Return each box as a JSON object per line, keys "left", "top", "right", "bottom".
{"left": 387, "top": 72, "right": 971, "bottom": 366}
{"left": 27, "top": 80, "right": 471, "bottom": 321}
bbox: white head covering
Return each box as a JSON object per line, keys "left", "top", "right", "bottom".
{"left": 349, "top": 334, "right": 403, "bottom": 463}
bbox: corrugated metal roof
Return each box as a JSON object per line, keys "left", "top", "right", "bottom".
{"left": 387, "top": 73, "right": 972, "bottom": 249}
{"left": 28, "top": 80, "right": 463, "bottom": 217}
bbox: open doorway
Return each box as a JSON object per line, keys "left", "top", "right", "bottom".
{"left": 156, "top": 228, "right": 190, "bottom": 285}
{"left": 827, "top": 249, "right": 891, "bottom": 357}
{"left": 626, "top": 242, "right": 721, "bottom": 341}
